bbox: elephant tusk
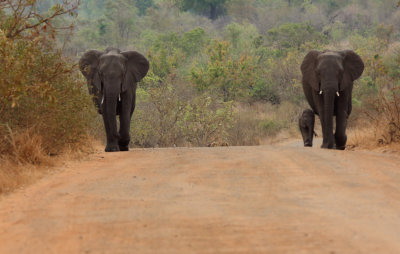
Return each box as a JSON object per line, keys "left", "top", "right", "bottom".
{"left": 119, "top": 94, "right": 121, "bottom": 102}
{"left": 336, "top": 91, "right": 340, "bottom": 97}
{"left": 319, "top": 91, "right": 323, "bottom": 95}
{"left": 101, "top": 95, "right": 104, "bottom": 105}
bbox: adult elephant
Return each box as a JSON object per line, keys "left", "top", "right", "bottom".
{"left": 301, "top": 50, "right": 364, "bottom": 150}
{"left": 79, "top": 47, "right": 149, "bottom": 152}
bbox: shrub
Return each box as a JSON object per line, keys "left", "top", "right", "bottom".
{"left": 365, "top": 87, "right": 400, "bottom": 144}
{"left": 191, "top": 40, "right": 260, "bottom": 102}
{"left": 249, "top": 80, "right": 281, "bottom": 104}
{"left": 227, "top": 101, "right": 302, "bottom": 146}
{"left": 181, "top": 95, "right": 234, "bottom": 146}
{"left": 0, "top": 30, "right": 96, "bottom": 158}
{"left": 131, "top": 80, "right": 187, "bottom": 147}
{"left": 266, "top": 22, "right": 328, "bottom": 51}
{"left": 132, "top": 78, "right": 234, "bottom": 147}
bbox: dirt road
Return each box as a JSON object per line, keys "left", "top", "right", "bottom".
{"left": 0, "top": 143, "right": 400, "bottom": 253}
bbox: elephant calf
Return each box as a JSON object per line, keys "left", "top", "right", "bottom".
{"left": 79, "top": 47, "right": 149, "bottom": 152}
{"left": 299, "top": 109, "right": 317, "bottom": 147}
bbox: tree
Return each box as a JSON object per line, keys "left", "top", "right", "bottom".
{"left": 191, "top": 40, "right": 260, "bottom": 101}
{"left": 135, "top": 0, "right": 154, "bottom": 16}
{"left": 104, "top": 0, "right": 137, "bottom": 47}
{"left": 175, "top": 0, "right": 229, "bottom": 20}
{"left": 0, "top": 0, "right": 79, "bottom": 39}
{"left": 266, "top": 22, "right": 327, "bottom": 51}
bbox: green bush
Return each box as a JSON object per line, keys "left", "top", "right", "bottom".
{"left": 266, "top": 22, "right": 328, "bottom": 51}
{"left": 191, "top": 40, "right": 260, "bottom": 102}
{"left": 250, "top": 81, "right": 281, "bottom": 104}
{"left": 181, "top": 95, "right": 234, "bottom": 146}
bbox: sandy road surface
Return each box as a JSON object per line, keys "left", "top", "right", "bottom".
{"left": 0, "top": 143, "right": 400, "bottom": 253}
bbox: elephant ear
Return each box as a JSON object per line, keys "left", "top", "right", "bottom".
{"left": 79, "top": 50, "right": 103, "bottom": 93}
{"left": 121, "top": 51, "right": 150, "bottom": 92}
{"left": 301, "top": 50, "right": 320, "bottom": 92}
{"left": 339, "top": 50, "right": 364, "bottom": 91}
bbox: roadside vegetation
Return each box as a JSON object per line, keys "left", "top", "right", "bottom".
{"left": 1, "top": 0, "right": 400, "bottom": 193}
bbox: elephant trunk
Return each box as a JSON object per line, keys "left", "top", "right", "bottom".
{"left": 322, "top": 89, "right": 336, "bottom": 148}
{"left": 101, "top": 82, "right": 121, "bottom": 151}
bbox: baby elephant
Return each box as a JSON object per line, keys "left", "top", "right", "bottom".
{"left": 299, "top": 109, "right": 317, "bottom": 147}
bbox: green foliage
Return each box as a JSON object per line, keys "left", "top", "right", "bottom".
{"left": 181, "top": 28, "right": 207, "bottom": 56}
{"left": 175, "top": 0, "right": 229, "bottom": 20}
{"left": 266, "top": 22, "right": 328, "bottom": 51}
{"left": 191, "top": 40, "right": 260, "bottom": 101}
{"left": 135, "top": 0, "right": 155, "bottom": 15}
{"left": 384, "top": 44, "right": 400, "bottom": 80}
{"left": 150, "top": 28, "right": 207, "bottom": 59}
{"left": 266, "top": 50, "right": 304, "bottom": 103}
{"left": 147, "top": 47, "right": 184, "bottom": 80}
{"left": 224, "top": 22, "right": 260, "bottom": 52}
{"left": 103, "top": 0, "right": 138, "bottom": 46}
{"left": 181, "top": 96, "right": 234, "bottom": 146}
{"left": 249, "top": 81, "right": 280, "bottom": 104}
{"left": 131, "top": 49, "right": 235, "bottom": 147}
{"left": 259, "top": 119, "right": 283, "bottom": 136}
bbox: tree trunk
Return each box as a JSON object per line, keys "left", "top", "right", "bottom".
{"left": 210, "top": 3, "right": 217, "bottom": 20}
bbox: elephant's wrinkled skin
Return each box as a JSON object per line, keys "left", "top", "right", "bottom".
{"left": 301, "top": 50, "right": 364, "bottom": 150}
{"left": 299, "top": 109, "right": 317, "bottom": 147}
{"left": 79, "top": 47, "right": 149, "bottom": 152}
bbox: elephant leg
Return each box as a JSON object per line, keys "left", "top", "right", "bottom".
{"left": 102, "top": 96, "right": 120, "bottom": 152}
{"left": 118, "top": 89, "right": 136, "bottom": 151}
{"left": 308, "top": 120, "right": 315, "bottom": 146}
{"left": 335, "top": 94, "right": 350, "bottom": 150}
{"left": 320, "top": 114, "right": 332, "bottom": 148}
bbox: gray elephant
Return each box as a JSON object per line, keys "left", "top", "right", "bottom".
{"left": 79, "top": 47, "right": 149, "bottom": 152}
{"left": 301, "top": 50, "right": 364, "bottom": 149}
{"left": 299, "top": 109, "right": 317, "bottom": 147}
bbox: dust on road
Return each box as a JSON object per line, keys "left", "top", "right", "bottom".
{"left": 0, "top": 144, "right": 399, "bottom": 253}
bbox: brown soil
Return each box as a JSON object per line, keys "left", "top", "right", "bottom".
{"left": 1, "top": 143, "right": 400, "bottom": 253}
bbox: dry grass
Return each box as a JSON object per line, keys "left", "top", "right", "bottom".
{"left": 347, "top": 113, "right": 400, "bottom": 154}
{"left": 347, "top": 125, "right": 400, "bottom": 154}
{"left": 347, "top": 126, "right": 380, "bottom": 150}
{"left": 347, "top": 87, "right": 400, "bottom": 153}
{"left": 0, "top": 161, "right": 51, "bottom": 194}
{"left": 0, "top": 127, "right": 50, "bottom": 165}
{"left": 229, "top": 101, "right": 303, "bottom": 145}
{"left": 0, "top": 129, "right": 101, "bottom": 195}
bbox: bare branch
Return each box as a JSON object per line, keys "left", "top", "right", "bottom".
{"left": 0, "top": 0, "right": 79, "bottom": 40}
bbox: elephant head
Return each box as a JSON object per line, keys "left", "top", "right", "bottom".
{"left": 79, "top": 47, "right": 149, "bottom": 114}
{"left": 79, "top": 47, "right": 149, "bottom": 152}
{"left": 299, "top": 109, "right": 316, "bottom": 147}
{"left": 301, "top": 50, "right": 364, "bottom": 149}
{"left": 301, "top": 50, "right": 364, "bottom": 95}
